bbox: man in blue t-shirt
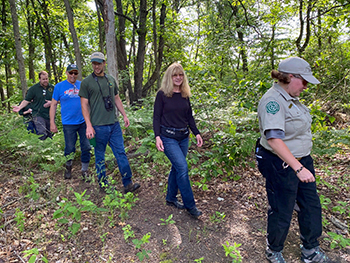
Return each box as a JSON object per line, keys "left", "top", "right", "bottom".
{"left": 50, "top": 64, "right": 91, "bottom": 180}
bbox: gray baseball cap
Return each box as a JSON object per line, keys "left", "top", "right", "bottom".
{"left": 90, "top": 52, "right": 105, "bottom": 63}
{"left": 278, "top": 57, "right": 320, "bottom": 84}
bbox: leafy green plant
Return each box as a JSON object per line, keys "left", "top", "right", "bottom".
{"left": 222, "top": 241, "right": 242, "bottom": 263}
{"left": 19, "top": 173, "right": 40, "bottom": 201}
{"left": 100, "top": 232, "right": 109, "bottom": 242}
{"left": 325, "top": 232, "right": 350, "bottom": 249}
{"left": 53, "top": 190, "right": 104, "bottom": 238}
{"left": 0, "top": 208, "right": 3, "bottom": 225}
{"left": 210, "top": 211, "right": 226, "bottom": 224}
{"left": 103, "top": 190, "right": 139, "bottom": 225}
{"left": 160, "top": 214, "right": 175, "bottom": 225}
{"left": 332, "top": 201, "right": 349, "bottom": 216}
{"left": 194, "top": 257, "right": 204, "bottom": 262}
{"left": 122, "top": 224, "right": 135, "bottom": 241}
{"left": 14, "top": 208, "right": 25, "bottom": 232}
{"left": 319, "top": 195, "right": 331, "bottom": 210}
{"left": 22, "top": 247, "right": 48, "bottom": 263}
{"left": 132, "top": 232, "right": 152, "bottom": 262}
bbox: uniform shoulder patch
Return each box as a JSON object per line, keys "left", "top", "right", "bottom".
{"left": 266, "top": 101, "right": 280, "bottom": 115}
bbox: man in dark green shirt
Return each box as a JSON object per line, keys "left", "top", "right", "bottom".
{"left": 13, "top": 71, "right": 54, "bottom": 140}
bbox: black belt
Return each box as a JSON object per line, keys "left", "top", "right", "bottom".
{"left": 160, "top": 125, "right": 188, "bottom": 132}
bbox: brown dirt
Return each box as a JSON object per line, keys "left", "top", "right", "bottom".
{"left": 0, "top": 150, "right": 349, "bottom": 263}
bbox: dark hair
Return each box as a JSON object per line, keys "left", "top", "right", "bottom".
{"left": 271, "top": 70, "right": 290, "bottom": 84}
{"left": 38, "top": 71, "right": 48, "bottom": 79}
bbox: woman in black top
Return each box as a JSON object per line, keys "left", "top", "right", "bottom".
{"left": 153, "top": 62, "right": 203, "bottom": 218}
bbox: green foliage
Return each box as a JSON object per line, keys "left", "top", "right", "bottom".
{"left": 325, "top": 232, "right": 350, "bottom": 249}
{"left": 194, "top": 257, "right": 204, "bottom": 263}
{"left": 210, "top": 211, "right": 226, "bottom": 224}
{"left": 312, "top": 128, "right": 350, "bottom": 156}
{"left": 19, "top": 173, "right": 40, "bottom": 201}
{"left": 160, "top": 214, "right": 175, "bottom": 225}
{"left": 309, "top": 102, "right": 335, "bottom": 133}
{"left": 0, "top": 208, "right": 3, "bottom": 226}
{"left": 100, "top": 232, "right": 109, "bottom": 243}
{"left": 122, "top": 224, "right": 135, "bottom": 241}
{"left": 103, "top": 190, "right": 139, "bottom": 224}
{"left": 190, "top": 117, "right": 258, "bottom": 184}
{"left": 22, "top": 247, "right": 48, "bottom": 263}
{"left": 222, "top": 241, "right": 242, "bottom": 263}
{"left": 0, "top": 113, "right": 66, "bottom": 172}
{"left": 319, "top": 195, "right": 331, "bottom": 210}
{"left": 332, "top": 201, "right": 350, "bottom": 217}
{"left": 53, "top": 190, "right": 104, "bottom": 238}
{"left": 132, "top": 232, "right": 152, "bottom": 262}
{"left": 14, "top": 208, "right": 25, "bottom": 232}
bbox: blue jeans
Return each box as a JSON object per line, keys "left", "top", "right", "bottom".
{"left": 256, "top": 146, "right": 322, "bottom": 252}
{"left": 94, "top": 122, "right": 132, "bottom": 187}
{"left": 26, "top": 121, "right": 36, "bottom": 134}
{"left": 63, "top": 123, "right": 91, "bottom": 164}
{"left": 161, "top": 135, "right": 196, "bottom": 209}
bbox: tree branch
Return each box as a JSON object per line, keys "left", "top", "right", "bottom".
{"left": 309, "top": 2, "right": 350, "bottom": 20}
{"left": 114, "top": 11, "right": 138, "bottom": 29}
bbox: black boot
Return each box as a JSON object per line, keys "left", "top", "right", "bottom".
{"left": 64, "top": 165, "right": 72, "bottom": 179}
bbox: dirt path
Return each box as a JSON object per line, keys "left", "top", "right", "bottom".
{"left": 0, "top": 154, "right": 349, "bottom": 262}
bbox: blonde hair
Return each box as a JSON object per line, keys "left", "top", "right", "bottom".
{"left": 160, "top": 62, "right": 191, "bottom": 98}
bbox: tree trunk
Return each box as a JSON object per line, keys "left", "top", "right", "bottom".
{"left": 115, "top": 0, "right": 133, "bottom": 104}
{"left": 63, "top": 0, "right": 83, "bottom": 80}
{"left": 9, "top": 0, "right": 27, "bottom": 98}
{"left": 142, "top": 3, "right": 166, "bottom": 97}
{"left": 61, "top": 33, "right": 74, "bottom": 63}
{"left": 95, "top": 0, "right": 105, "bottom": 52}
{"left": 133, "top": 0, "right": 147, "bottom": 103}
{"left": 26, "top": 0, "right": 35, "bottom": 83}
{"left": 30, "top": 0, "right": 51, "bottom": 79}
{"left": 0, "top": 82, "right": 5, "bottom": 109}
{"left": 102, "top": 0, "right": 118, "bottom": 82}
{"left": 271, "top": 25, "right": 275, "bottom": 70}
{"left": 5, "top": 64, "right": 12, "bottom": 112}
{"left": 1, "top": 0, "right": 8, "bottom": 108}
{"left": 296, "top": 0, "right": 311, "bottom": 55}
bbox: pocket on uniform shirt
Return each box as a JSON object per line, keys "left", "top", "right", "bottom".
{"left": 286, "top": 106, "right": 309, "bottom": 132}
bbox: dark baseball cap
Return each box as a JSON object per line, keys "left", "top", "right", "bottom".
{"left": 67, "top": 64, "right": 79, "bottom": 72}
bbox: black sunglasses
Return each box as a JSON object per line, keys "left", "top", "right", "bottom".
{"left": 68, "top": 71, "right": 78, "bottom": 75}
{"left": 292, "top": 74, "right": 308, "bottom": 86}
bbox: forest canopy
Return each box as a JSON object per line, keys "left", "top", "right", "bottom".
{"left": 1, "top": 0, "right": 350, "bottom": 109}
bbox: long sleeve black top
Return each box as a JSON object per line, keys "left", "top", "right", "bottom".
{"left": 153, "top": 90, "right": 200, "bottom": 137}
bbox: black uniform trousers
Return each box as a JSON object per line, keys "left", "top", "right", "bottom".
{"left": 256, "top": 145, "right": 322, "bottom": 252}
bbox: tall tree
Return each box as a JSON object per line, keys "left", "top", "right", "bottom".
{"left": 9, "top": 0, "right": 27, "bottom": 98}
{"left": 63, "top": 0, "right": 83, "bottom": 80}
{"left": 25, "top": 0, "right": 36, "bottom": 82}
{"left": 103, "top": 0, "right": 118, "bottom": 81}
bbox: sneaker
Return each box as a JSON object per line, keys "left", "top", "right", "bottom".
{"left": 301, "top": 246, "right": 330, "bottom": 263}
{"left": 187, "top": 206, "right": 202, "bottom": 218}
{"left": 124, "top": 182, "right": 141, "bottom": 194}
{"left": 266, "top": 248, "right": 286, "bottom": 263}
{"left": 64, "top": 165, "right": 72, "bottom": 179}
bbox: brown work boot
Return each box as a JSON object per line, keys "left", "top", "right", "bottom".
{"left": 124, "top": 182, "right": 141, "bottom": 194}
